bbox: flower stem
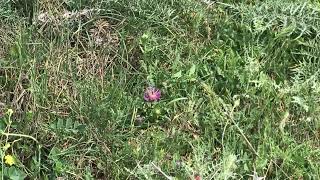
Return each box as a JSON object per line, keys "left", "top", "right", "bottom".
{"left": 1, "top": 132, "right": 39, "bottom": 144}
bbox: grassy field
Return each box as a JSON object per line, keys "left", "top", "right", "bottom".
{"left": 1, "top": 0, "right": 320, "bottom": 179}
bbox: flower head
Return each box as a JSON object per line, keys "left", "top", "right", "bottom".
{"left": 194, "top": 175, "right": 201, "bottom": 180}
{"left": 4, "top": 155, "right": 15, "bottom": 166}
{"left": 144, "top": 87, "right": 161, "bottom": 102}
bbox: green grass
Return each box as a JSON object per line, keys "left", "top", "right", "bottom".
{"left": 1, "top": 0, "right": 320, "bottom": 179}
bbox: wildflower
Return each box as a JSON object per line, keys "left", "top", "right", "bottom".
{"left": 144, "top": 87, "right": 161, "bottom": 102}
{"left": 194, "top": 175, "right": 201, "bottom": 180}
{"left": 4, "top": 155, "right": 15, "bottom": 166}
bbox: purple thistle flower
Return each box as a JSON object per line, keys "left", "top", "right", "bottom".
{"left": 144, "top": 87, "right": 161, "bottom": 102}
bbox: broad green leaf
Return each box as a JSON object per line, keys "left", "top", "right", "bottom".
{"left": 7, "top": 167, "right": 27, "bottom": 180}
